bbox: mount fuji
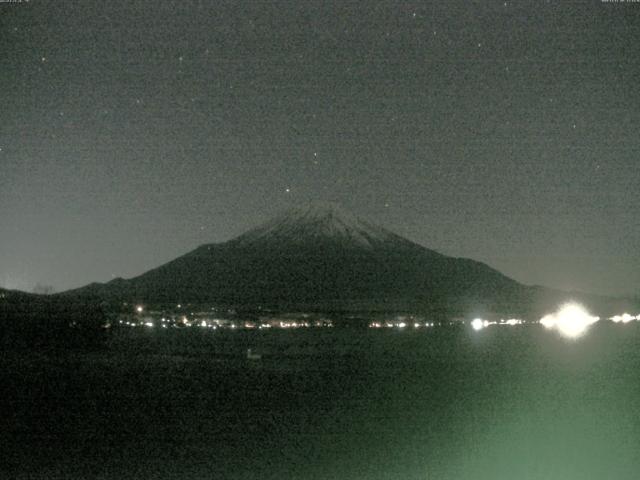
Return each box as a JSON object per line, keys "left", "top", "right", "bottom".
{"left": 63, "top": 203, "right": 633, "bottom": 318}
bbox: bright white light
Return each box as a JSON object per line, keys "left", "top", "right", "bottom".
{"left": 611, "top": 313, "right": 635, "bottom": 324}
{"left": 414, "top": 323, "right": 421, "bottom": 328}
{"left": 503, "top": 319, "right": 522, "bottom": 326}
{"left": 144, "top": 322, "right": 154, "bottom": 328}
{"left": 540, "top": 314, "right": 556, "bottom": 330}
{"left": 471, "top": 318, "right": 485, "bottom": 331}
{"left": 397, "top": 322, "right": 406, "bottom": 328}
{"left": 136, "top": 305, "right": 144, "bottom": 313}
{"left": 540, "top": 303, "right": 599, "bottom": 338}
{"left": 200, "top": 320, "right": 207, "bottom": 327}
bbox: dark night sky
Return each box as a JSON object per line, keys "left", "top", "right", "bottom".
{"left": 1, "top": 0, "right": 639, "bottom": 296}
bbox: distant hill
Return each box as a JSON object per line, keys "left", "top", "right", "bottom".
{"left": 0, "top": 287, "right": 39, "bottom": 303}
{"left": 0, "top": 288, "right": 107, "bottom": 349}
{"left": 61, "top": 203, "right": 636, "bottom": 319}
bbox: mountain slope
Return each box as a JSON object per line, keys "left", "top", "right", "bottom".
{"left": 62, "top": 204, "right": 631, "bottom": 317}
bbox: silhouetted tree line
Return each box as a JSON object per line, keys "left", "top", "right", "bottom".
{"left": 0, "top": 295, "right": 108, "bottom": 350}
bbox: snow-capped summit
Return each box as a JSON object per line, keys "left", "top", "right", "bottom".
{"left": 232, "top": 202, "right": 403, "bottom": 249}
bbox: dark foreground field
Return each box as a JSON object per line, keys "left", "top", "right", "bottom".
{"left": 3, "top": 324, "right": 640, "bottom": 480}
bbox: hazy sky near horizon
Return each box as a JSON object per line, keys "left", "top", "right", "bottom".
{"left": 1, "top": 0, "right": 639, "bottom": 296}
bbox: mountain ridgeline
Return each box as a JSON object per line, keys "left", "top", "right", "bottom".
{"left": 64, "top": 204, "right": 634, "bottom": 319}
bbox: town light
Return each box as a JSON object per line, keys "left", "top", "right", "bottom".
{"left": 471, "top": 318, "right": 486, "bottom": 331}
{"left": 540, "top": 303, "right": 599, "bottom": 338}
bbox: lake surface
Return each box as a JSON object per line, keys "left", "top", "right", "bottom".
{"left": 3, "top": 323, "right": 640, "bottom": 479}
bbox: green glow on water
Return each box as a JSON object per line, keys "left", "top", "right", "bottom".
{"left": 3, "top": 325, "right": 640, "bottom": 479}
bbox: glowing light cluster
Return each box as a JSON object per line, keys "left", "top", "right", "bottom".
{"left": 369, "top": 321, "right": 435, "bottom": 329}
{"left": 471, "top": 318, "right": 489, "bottom": 331}
{"left": 501, "top": 318, "right": 522, "bottom": 326}
{"left": 539, "top": 303, "right": 599, "bottom": 338}
{"left": 610, "top": 313, "right": 640, "bottom": 324}
{"left": 469, "top": 317, "right": 526, "bottom": 331}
